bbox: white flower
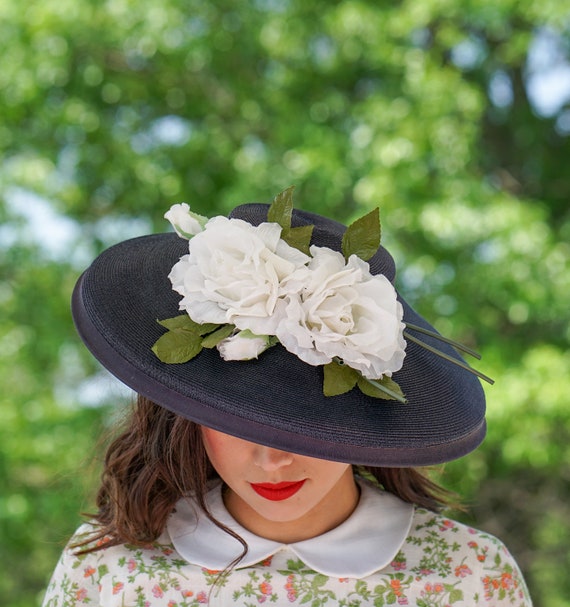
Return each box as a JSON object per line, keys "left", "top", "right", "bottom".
{"left": 276, "top": 246, "right": 406, "bottom": 379}
{"left": 217, "top": 330, "right": 272, "bottom": 361}
{"left": 164, "top": 203, "right": 208, "bottom": 239}
{"left": 168, "top": 216, "right": 310, "bottom": 335}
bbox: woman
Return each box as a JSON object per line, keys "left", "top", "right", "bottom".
{"left": 43, "top": 190, "right": 532, "bottom": 606}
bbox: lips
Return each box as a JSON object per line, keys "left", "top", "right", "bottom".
{"left": 250, "top": 480, "right": 306, "bottom": 501}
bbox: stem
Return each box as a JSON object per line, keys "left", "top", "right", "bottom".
{"left": 405, "top": 322, "right": 481, "bottom": 360}
{"left": 365, "top": 379, "right": 408, "bottom": 404}
{"left": 404, "top": 332, "right": 494, "bottom": 385}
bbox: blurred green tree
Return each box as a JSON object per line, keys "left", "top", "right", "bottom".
{"left": 1, "top": 0, "right": 568, "bottom": 605}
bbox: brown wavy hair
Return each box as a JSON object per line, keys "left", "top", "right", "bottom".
{"left": 76, "top": 394, "right": 458, "bottom": 554}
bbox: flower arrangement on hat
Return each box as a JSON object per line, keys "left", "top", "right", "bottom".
{"left": 153, "top": 187, "right": 492, "bottom": 403}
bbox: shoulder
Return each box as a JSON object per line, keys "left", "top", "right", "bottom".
{"left": 42, "top": 522, "right": 194, "bottom": 606}
{"left": 59, "top": 520, "right": 180, "bottom": 568}
{"left": 397, "top": 508, "right": 532, "bottom": 605}
{"left": 408, "top": 507, "right": 516, "bottom": 558}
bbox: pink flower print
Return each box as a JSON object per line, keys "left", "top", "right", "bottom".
{"left": 112, "top": 582, "right": 124, "bottom": 595}
{"left": 433, "top": 584, "right": 444, "bottom": 593}
{"left": 257, "top": 581, "right": 272, "bottom": 603}
{"left": 75, "top": 588, "right": 88, "bottom": 601}
{"left": 285, "top": 574, "right": 297, "bottom": 602}
{"left": 261, "top": 556, "right": 273, "bottom": 567}
{"left": 182, "top": 590, "right": 194, "bottom": 598}
{"left": 455, "top": 564, "right": 472, "bottom": 578}
{"left": 197, "top": 591, "right": 208, "bottom": 603}
{"left": 168, "top": 601, "right": 177, "bottom": 607}
{"left": 162, "top": 547, "right": 174, "bottom": 556}
{"left": 339, "top": 577, "right": 349, "bottom": 583}
{"left": 390, "top": 579, "right": 403, "bottom": 597}
{"left": 127, "top": 559, "right": 137, "bottom": 573}
{"left": 468, "top": 541, "right": 478, "bottom": 549}
{"left": 501, "top": 572, "right": 516, "bottom": 590}
{"left": 391, "top": 559, "right": 407, "bottom": 571}
{"left": 83, "top": 566, "right": 96, "bottom": 578}
{"left": 439, "top": 519, "right": 455, "bottom": 531}
{"left": 152, "top": 585, "right": 164, "bottom": 598}
{"left": 398, "top": 598, "right": 409, "bottom": 605}
{"left": 259, "top": 581, "right": 272, "bottom": 595}
{"left": 483, "top": 576, "right": 493, "bottom": 600}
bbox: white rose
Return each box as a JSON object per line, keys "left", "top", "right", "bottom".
{"left": 276, "top": 246, "right": 406, "bottom": 379}
{"left": 217, "top": 330, "right": 272, "bottom": 361}
{"left": 164, "top": 203, "right": 208, "bottom": 239}
{"left": 168, "top": 216, "right": 310, "bottom": 334}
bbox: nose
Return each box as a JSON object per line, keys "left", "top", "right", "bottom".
{"left": 253, "top": 445, "right": 294, "bottom": 471}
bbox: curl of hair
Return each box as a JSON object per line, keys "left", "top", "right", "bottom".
{"left": 75, "top": 395, "right": 459, "bottom": 554}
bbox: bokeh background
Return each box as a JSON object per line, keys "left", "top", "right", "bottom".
{"left": 1, "top": 1, "right": 569, "bottom": 605}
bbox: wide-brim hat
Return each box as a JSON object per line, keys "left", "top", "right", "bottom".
{"left": 72, "top": 203, "right": 486, "bottom": 467}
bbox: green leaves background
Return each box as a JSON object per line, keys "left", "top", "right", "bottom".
{"left": 1, "top": 1, "right": 569, "bottom": 604}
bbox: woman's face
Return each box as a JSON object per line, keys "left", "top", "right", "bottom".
{"left": 201, "top": 427, "right": 359, "bottom": 543}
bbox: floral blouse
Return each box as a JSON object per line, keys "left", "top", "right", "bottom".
{"left": 43, "top": 480, "right": 532, "bottom": 606}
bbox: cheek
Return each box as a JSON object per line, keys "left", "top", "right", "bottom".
{"left": 310, "top": 462, "right": 354, "bottom": 495}
{"left": 322, "top": 462, "right": 352, "bottom": 482}
{"left": 201, "top": 428, "right": 227, "bottom": 468}
{"left": 201, "top": 428, "right": 249, "bottom": 475}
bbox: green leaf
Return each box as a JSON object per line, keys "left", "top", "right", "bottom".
{"left": 323, "top": 360, "right": 359, "bottom": 396}
{"left": 282, "top": 224, "right": 314, "bottom": 255}
{"left": 151, "top": 329, "right": 203, "bottom": 363}
{"left": 341, "top": 208, "right": 381, "bottom": 261}
{"left": 201, "top": 324, "right": 235, "bottom": 348}
{"left": 267, "top": 186, "right": 295, "bottom": 229}
{"left": 157, "top": 314, "right": 195, "bottom": 330}
{"left": 157, "top": 315, "right": 219, "bottom": 335}
{"left": 449, "top": 589, "right": 464, "bottom": 603}
{"left": 312, "top": 574, "right": 328, "bottom": 588}
{"left": 285, "top": 559, "right": 305, "bottom": 572}
{"left": 357, "top": 375, "right": 407, "bottom": 402}
{"left": 196, "top": 322, "right": 223, "bottom": 336}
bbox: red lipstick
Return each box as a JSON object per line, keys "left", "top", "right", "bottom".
{"left": 250, "top": 480, "right": 306, "bottom": 501}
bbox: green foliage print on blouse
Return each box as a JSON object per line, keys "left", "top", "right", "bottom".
{"left": 43, "top": 509, "right": 532, "bottom": 607}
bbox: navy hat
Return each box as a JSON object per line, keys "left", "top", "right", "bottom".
{"left": 72, "top": 203, "right": 487, "bottom": 466}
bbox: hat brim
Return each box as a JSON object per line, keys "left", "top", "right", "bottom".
{"left": 72, "top": 210, "right": 486, "bottom": 467}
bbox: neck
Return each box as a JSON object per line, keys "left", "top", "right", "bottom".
{"left": 224, "top": 468, "right": 360, "bottom": 543}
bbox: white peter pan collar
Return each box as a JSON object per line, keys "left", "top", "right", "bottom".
{"left": 167, "top": 479, "right": 414, "bottom": 578}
